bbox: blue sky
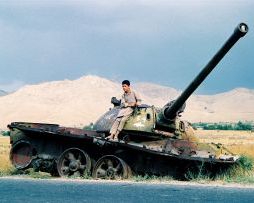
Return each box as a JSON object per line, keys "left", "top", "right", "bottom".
{"left": 0, "top": 0, "right": 253, "bottom": 94}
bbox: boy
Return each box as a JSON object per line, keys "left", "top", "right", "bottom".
{"left": 107, "top": 80, "right": 141, "bottom": 141}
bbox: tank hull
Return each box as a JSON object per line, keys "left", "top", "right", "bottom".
{"left": 8, "top": 122, "right": 237, "bottom": 179}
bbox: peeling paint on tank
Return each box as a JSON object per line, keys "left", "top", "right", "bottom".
{"left": 133, "top": 122, "right": 145, "bottom": 128}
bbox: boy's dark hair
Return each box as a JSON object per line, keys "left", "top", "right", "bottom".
{"left": 122, "top": 80, "right": 130, "bottom": 86}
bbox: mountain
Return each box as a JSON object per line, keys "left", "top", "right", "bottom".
{"left": 134, "top": 82, "right": 180, "bottom": 107}
{"left": 0, "top": 90, "right": 7, "bottom": 96}
{"left": 182, "top": 88, "right": 254, "bottom": 122}
{"left": 0, "top": 75, "right": 253, "bottom": 130}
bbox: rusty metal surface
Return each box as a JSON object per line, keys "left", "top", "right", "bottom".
{"left": 57, "top": 148, "right": 92, "bottom": 177}
{"left": 91, "top": 135, "right": 238, "bottom": 164}
{"left": 9, "top": 122, "right": 238, "bottom": 173}
{"left": 92, "top": 155, "right": 131, "bottom": 179}
{"left": 8, "top": 122, "right": 99, "bottom": 139}
{"left": 10, "top": 140, "right": 34, "bottom": 169}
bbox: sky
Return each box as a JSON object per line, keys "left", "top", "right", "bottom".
{"left": 0, "top": 0, "right": 253, "bottom": 94}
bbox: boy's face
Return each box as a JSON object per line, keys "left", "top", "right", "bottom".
{"left": 122, "top": 84, "right": 130, "bottom": 93}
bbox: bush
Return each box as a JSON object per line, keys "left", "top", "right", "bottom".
{"left": 184, "top": 156, "right": 254, "bottom": 183}
{"left": 192, "top": 121, "right": 253, "bottom": 131}
{"left": 1, "top": 131, "right": 10, "bottom": 136}
{"left": 237, "top": 155, "right": 253, "bottom": 171}
{"left": 235, "top": 121, "right": 252, "bottom": 131}
{"left": 83, "top": 123, "right": 94, "bottom": 130}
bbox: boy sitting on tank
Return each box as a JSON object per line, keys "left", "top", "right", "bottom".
{"left": 106, "top": 80, "right": 141, "bottom": 141}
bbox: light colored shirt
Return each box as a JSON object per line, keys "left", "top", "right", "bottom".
{"left": 117, "top": 90, "right": 141, "bottom": 118}
{"left": 121, "top": 90, "right": 141, "bottom": 107}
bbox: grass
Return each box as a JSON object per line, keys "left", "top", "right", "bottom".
{"left": 196, "top": 129, "right": 254, "bottom": 158}
{"left": 196, "top": 129, "right": 254, "bottom": 145}
{"left": 184, "top": 156, "right": 254, "bottom": 184}
{"left": 0, "top": 136, "right": 11, "bottom": 173}
{"left": 132, "top": 174, "right": 174, "bottom": 182}
{"left": 0, "top": 167, "right": 53, "bottom": 179}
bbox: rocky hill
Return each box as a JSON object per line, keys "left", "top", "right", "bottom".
{"left": 0, "top": 90, "right": 7, "bottom": 96}
{"left": 0, "top": 75, "right": 253, "bottom": 129}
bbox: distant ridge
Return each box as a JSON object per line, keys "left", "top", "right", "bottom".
{"left": 0, "top": 75, "right": 253, "bottom": 129}
{"left": 0, "top": 90, "right": 7, "bottom": 96}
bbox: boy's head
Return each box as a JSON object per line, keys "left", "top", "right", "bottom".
{"left": 122, "top": 80, "right": 130, "bottom": 86}
{"left": 122, "top": 80, "right": 131, "bottom": 93}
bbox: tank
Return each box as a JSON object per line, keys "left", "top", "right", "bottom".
{"left": 8, "top": 23, "right": 248, "bottom": 180}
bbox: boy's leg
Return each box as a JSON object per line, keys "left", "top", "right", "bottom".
{"left": 107, "top": 117, "right": 121, "bottom": 139}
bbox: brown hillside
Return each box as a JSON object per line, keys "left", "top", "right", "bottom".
{"left": 0, "top": 75, "right": 253, "bottom": 129}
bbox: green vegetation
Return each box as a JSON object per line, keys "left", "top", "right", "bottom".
{"left": 83, "top": 123, "right": 94, "bottom": 130}
{"left": 0, "top": 168, "right": 12, "bottom": 177}
{"left": 0, "top": 167, "right": 92, "bottom": 179}
{"left": 132, "top": 174, "right": 173, "bottom": 182}
{"left": 193, "top": 121, "right": 253, "bottom": 131}
{"left": 0, "top": 131, "right": 10, "bottom": 136}
{"left": 185, "top": 156, "right": 254, "bottom": 184}
{"left": 0, "top": 167, "right": 23, "bottom": 177}
{"left": 237, "top": 156, "right": 253, "bottom": 171}
{"left": 0, "top": 167, "right": 53, "bottom": 179}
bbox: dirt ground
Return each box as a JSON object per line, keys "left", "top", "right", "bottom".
{"left": 0, "top": 136, "right": 11, "bottom": 170}
{"left": 195, "top": 129, "right": 254, "bottom": 157}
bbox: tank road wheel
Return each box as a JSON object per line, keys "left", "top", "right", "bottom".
{"left": 57, "top": 148, "right": 91, "bottom": 177}
{"left": 92, "top": 155, "right": 131, "bottom": 180}
{"left": 10, "top": 140, "right": 34, "bottom": 170}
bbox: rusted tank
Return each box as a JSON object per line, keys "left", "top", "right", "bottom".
{"left": 8, "top": 23, "right": 248, "bottom": 179}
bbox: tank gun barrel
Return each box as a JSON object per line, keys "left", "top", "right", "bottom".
{"left": 163, "top": 23, "right": 248, "bottom": 120}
